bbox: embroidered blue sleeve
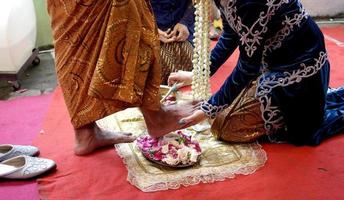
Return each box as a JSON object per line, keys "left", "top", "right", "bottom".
{"left": 200, "top": 101, "right": 228, "bottom": 119}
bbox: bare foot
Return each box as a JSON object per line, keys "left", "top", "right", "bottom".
{"left": 74, "top": 123, "right": 136, "bottom": 156}
{"left": 140, "top": 101, "right": 201, "bottom": 138}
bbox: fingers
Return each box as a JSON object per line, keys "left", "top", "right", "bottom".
{"left": 174, "top": 23, "right": 190, "bottom": 42}
{"left": 167, "top": 71, "right": 193, "bottom": 87}
{"left": 176, "top": 100, "right": 202, "bottom": 113}
{"left": 178, "top": 110, "right": 207, "bottom": 128}
{"left": 159, "top": 28, "right": 176, "bottom": 43}
{"left": 169, "top": 25, "right": 181, "bottom": 40}
{"left": 158, "top": 29, "right": 168, "bottom": 38}
{"left": 117, "top": 135, "right": 137, "bottom": 143}
{"left": 167, "top": 72, "right": 179, "bottom": 86}
{"left": 167, "top": 80, "right": 184, "bottom": 89}
{"left": 167, "top": 72, "right": 185, "bottom": 87}
{"left": 168, "top": 28, "right": 178, "bottom": 38}
{"left": 160, "top": 36, "right": 176, "bottom": 43}
{"left": 176, "top": 82, "right": 185, "bottom": 89}
{"left": 120, "top": 132, "right": 133, "bottom": 136}
{"left": 160, "top": 24, "right": 189, "bottom": 42}
{"left": 176, "top": 30, "right": 188, "bottom": 41}
{"left": 176, "top": 33, "right": 184, "bottom": 42}
{"left": 192, "top": 101, "right": 203, "bottom": 109}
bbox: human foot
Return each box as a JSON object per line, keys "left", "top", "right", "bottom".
{"left": 74, "top": 123, "right": 136, "bottom": 156}
{"left": 140, "top": 101, "right": 201, "bottom": 138}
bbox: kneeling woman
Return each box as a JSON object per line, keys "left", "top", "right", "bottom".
{"left": 169, "top": 0, "right": 344, "bottom": 145}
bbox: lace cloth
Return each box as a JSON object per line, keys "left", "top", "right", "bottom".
{"left": 97, "top": 94, "right": 267, "bottom": 192}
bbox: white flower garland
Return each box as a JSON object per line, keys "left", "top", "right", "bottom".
{"left": 192, "top": 0, "right": 212, "bottom": 100}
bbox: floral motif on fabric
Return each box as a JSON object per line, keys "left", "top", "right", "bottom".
{"left": 201, "top": 101, "right": 229, "bottom": 119}
{"left": 261, "top": 7, "right": 308, "bottom": 71}
{"left": 221, "top": 0, "right": 289, "bottom": 57}
{"left": 256, "top": 52, "right": 328, "bottom": 134}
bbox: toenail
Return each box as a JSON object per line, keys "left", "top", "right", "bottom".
{"left": 178, "top": 119, "right": 186, "bottom": 125}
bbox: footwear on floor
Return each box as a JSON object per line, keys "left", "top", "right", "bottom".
{"left": 0, "top": 144, "right": 39, "bottom": 162}
{"left": 0, "top": 155, "right": 56, "bottom": 179}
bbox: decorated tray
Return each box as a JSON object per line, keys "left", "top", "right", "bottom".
{"left": 136, "top": 130, "right": 202, "bottom": 168}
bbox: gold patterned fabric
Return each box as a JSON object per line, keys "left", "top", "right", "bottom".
{"left": 47, "top": 0, "right": 161, "bottom": 128}
{"left": 160, "top": 41, "right": 194, "bottom": 84}
{"left": 97, "top": 106, "right": 267, "bottom": 192}
{"left": 211, "top": 81, "right": 266, "bottom": 142}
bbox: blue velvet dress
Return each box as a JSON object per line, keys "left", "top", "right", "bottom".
{"left": 201, "top": 0, "right": 344, "bottom": 145}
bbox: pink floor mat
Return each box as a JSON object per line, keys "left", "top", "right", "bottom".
{"left": 0, "top": 94, "right": 53, "bottom": 200}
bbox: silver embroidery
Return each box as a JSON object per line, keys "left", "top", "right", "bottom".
{"left": 256, "top": 5, "right": 322, "bottom": 134}
{"left": 23, "top": 157, "right": 49, "bottom": 175}
{"left": 261, "top": 7, "right": 308, "bottom": 71}
{"left": 256, "top": 52, "right": 328, "bottom": 133}
{"left": 265, "top": 8, "right": 308, "bottom": 53}
{"left": 0, "top": 145, "right": 38, "bottom": 162}
{"left": 259, "top": 94, "right": 285, "bottom": 133}
{"left": 221, "top": 0, "right": 289, "bottom": 57}
{"left": 218, "top": 1, "right": 325, "bottom": 134}
{"left": 200, "top": 101, "right": 229, "bottom": 119}
{"left": 257, "top": 52, "right": 327, "bottom": 97}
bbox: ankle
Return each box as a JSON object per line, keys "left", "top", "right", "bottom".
{"left": 74, "top": 122, "right": 96, "bottom": 141}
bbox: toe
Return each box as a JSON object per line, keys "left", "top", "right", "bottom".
{"left": 121, "top": 132, "right": 133, "bottom": 136}
{"left": 114, "top": 134, "right": 137, "bottom": 143}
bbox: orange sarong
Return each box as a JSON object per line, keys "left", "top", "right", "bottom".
{"left": 47, "top": 0, "right": 161, "bottom": 128}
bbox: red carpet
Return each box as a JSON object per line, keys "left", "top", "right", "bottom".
{"left": 321, "top": 26, "right": 344, "bottom": 87}
{"left": 0, "top": 94, "right": 53, "bottom": 200}
{"left": 32, "top": 26, "right": 344, "bottom": 200}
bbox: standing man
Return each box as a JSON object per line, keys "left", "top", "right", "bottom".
{"left": 47, "top": 0, "right": 197, "bottom": 155}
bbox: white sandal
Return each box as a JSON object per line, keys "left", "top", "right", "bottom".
{"left": 0, "top": 144, "right": 39, "bottom": 162}
{"left": 0, "top": 155, "right": 56, "bottom": 179}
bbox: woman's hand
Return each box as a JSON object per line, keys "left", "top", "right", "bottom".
{"left": 179, "top": 109, "right": 207, "bottom": 128}
{"left": 158, "top": 29, "right": 176, "bottom": 43}
{"left": 168, "top": 23, "right": 190, "bottom": 42}
{"left": 168, "top": 70, "right": 193, "bottom": 89}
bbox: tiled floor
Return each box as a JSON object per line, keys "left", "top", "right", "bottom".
{"left": 0, "top": 51, "right": 57, "bottom": 100}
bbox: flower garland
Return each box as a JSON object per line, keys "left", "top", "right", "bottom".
{"left": 192, "top": 0, "right": 212, "bottom": 100}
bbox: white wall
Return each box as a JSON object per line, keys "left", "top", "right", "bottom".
{"left": 301, "top": 0, "right": 344, "bottom": 17}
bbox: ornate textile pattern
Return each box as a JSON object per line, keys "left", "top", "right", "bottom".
{"left": 23, "top": 157, "right": 51, "bottom": 175}
{"left": 257, "top": 95, "right": 285, "bottom": 134}
{"left": 97, "top": 94, "right": 267, "bottom": 192}
{"left": 220, "top": 0, "right": 289, "bottom": 57}
{"left": 47, "top": 0, "right": 161, "bottom": 128}
{"left": 201, "top": 101, "right": 229, "bottom": 119}
{"left": 160, "top": 41, "right": 194, "bottom": 85}
{"left": 261, "top": 6, "right": 308, "bottom": 71}
{"left": 211, "top": 81, "right": 266, "bottom": 143}
{"left": 257, "top": 52, "right": 328, "bottom": 134}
